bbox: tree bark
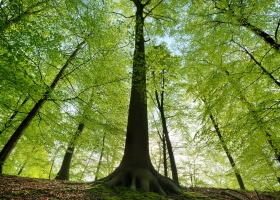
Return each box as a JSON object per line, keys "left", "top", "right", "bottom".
{"left": 95, "top": 0, "right": 181, "bottom": 195}
{"left": 209, "top": 114, "right": 246, "bottom": 190}
{"left": 0, "top": 41, "right": 85, "bottom": 174}
{"left": 232, "top": 42, "right": 280, "bottom": 88}
{"left": 236, "top": 17, "right": 280, "bottom": 50}
{"left": 162, "top": 133, "right": 168, "bottom": 177}
{"left": 213, "top": 3, "right": 280, "bottom": 50}
{"left": 0, "top": 97, "right": 28, "bottom": 135}
{"left": 155, "top": 89, "right": 179, "bottom": 185}
{"left": 55, "top": 123, "right": 85, "bottom": 180}
{"left": 55, "top": 88, "right": 94, "bottom": 180}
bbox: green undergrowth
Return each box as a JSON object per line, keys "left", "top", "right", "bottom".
{"left": 86, "top": 184, "right": 211, "bottom": 200}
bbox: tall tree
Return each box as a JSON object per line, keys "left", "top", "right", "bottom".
{"left": 0, "top": 41, "right": 86, "bottom": 174}
{"left": 208, "top": 113, "right": 245, "bottom": 190}
{"left": 146, "top": 43, "right": 184, "bottom": 186}
{"left": 97, "top": 0, "right": 181, "bottom": 194}
{"left": 180, "top": 0, "right": 280, "bottom": 188}
{"left": 236, "top": 92, "right": 280, "bottom": 183}
{"left": 155, "top": 71, "right": 179, "bottom": 185}
{"left": 94, "top": 133, "right": 106, "bottom": 181}
{"left": 55, "top": 88, "right": 95, "bottom": 180}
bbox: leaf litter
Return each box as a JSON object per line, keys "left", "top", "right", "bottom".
{"left": 0, "top": 174, "right": 279, "bottom": 199}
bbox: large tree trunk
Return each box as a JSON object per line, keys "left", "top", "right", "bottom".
{"left": 95, "top": 0, "right": 181, "bottom": 195}
{"left": 0, "top": 41, "right": 85, "bottom": 174}
{"left": 209, "top": 114, "right": 246, "bottom": 190}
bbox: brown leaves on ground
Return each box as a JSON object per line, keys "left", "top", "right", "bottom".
{"left": 0, "top": 174, "right": 93, "bottom": 199}
{"left": 187, "top": 187, "right": 279, "bottom": 200}
{"left": 0, "top": 174, "right": 279, "bottom": 199}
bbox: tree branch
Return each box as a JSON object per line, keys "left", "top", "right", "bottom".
{"left": 110, "top": 12, "right": 134, "bottom": 18}
{"left": 144, "top": 0, "right": 164, "bottom": 19}
{"left": 275, "top": 18, "right": 280, "bottom": 42}
{"left": 232, "top": 40, "right": 280, "bottom": 88}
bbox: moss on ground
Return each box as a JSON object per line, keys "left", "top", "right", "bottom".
{"left": 86, "top": 185, "right": 212, "bottom": 200}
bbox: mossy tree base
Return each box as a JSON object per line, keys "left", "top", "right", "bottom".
{"left": 95, "top": 165, "right": 181, "bottom": 195}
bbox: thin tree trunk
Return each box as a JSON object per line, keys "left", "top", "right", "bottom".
{"left": 209, "top": 114, "right": 246, "bottom": 190}
{"left": 238, "top": 94, "right": 280, "bottom": 183}
{"left": 162, "top": 133, "right": 168, "bottom": 177}
{"left": 95, "top": 134, "right": 106, "bottom": 181}
{"left": 80, "top": 149, "right": 95, "bottom": 181}
{"left": 17, "top": 146, "right": 37, "bottom": 175}
{"left": 157, "top": 94, "right": 179, "bottom": 185}
{"left": 233, "top": 42, "right": 280, "bottom": 88}
{"left": 17, "top": 160, "right": 27, "bottom": 176}
{"left": 49, "top": 146, "right": 61, "bottom": 179}
{"left": 0, "top": 41, "right": 85, "bottom": 174}
{"left": 214, "top": 4, "right": 280, "bottom": 50}
{"left": 155, "top": 71, "right": 179, "bottom": 185}
{"left": 55, "top": 123, "right": 85, "bottom": 180}
{"left": 55, "top": 87, "right": 94, "bottom": 180}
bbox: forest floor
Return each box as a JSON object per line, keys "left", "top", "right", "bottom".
{"left": 0, "top": 174, "right": 279, "bottom": 200}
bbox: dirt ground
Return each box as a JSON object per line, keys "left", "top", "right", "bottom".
{"left": 0, "top": 174, "right": 279, "bottom": 199}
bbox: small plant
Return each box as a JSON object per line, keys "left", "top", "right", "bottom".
{"left": 10, "top": 190, "right": 30, "bottom": 196}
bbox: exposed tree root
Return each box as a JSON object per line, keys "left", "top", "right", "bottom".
{"left": 94, "top": 166, "right": 182, "bottom": 195}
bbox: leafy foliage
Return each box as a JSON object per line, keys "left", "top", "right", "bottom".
{"left": 0, "top": 0, "right": 279, "bottom": 192}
